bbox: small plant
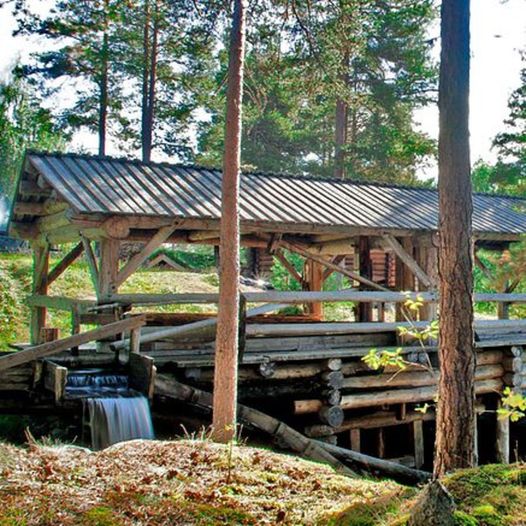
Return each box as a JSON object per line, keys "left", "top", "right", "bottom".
{"left": 497, "top": 387, "right": 526, "bottom": 422}
{"left": 363, "top": 348, "right": 407, "bottom": 371}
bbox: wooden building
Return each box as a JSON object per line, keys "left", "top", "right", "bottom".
{"left": 2, "top": 150, "right": 526, "bottom": 469}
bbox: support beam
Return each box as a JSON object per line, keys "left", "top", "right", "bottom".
{"left": 47, "top": 242, "right": 84, "bottom": 286}
{"left": 304, "top": 259, "right": 324, "bottom": 319}
{"left": 0, "top": 315, "right": 146, "bottom": 372}
{"left": 274, "top": 249, "right": 303, "bottom": 286}
{"left": 383, "top": 234, "right": 433, "bottom": 289}
{"left": 114, "top": 223, "right": 178, "bottom": 288}
{"left": 322, "top": 255, "right": 346, "bottom": 282}
{"left": 280, "top": 240, "right": 389, "bottom": 292}
{"left": 30, "top": 244, "right": 50, "bottom": 344}
{"left": 98, "top": 238, "right": 120, "bottom": 300}
{"left": 358, "top": 236, "right": 373, "bottom": 322}
{"left": 81, "top": 236, "right": 100, "bottom": 296}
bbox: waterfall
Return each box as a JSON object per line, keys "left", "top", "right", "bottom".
{"left": 86, "top": 395, "right": 154, "bottom": 450}
{"left": 67, "top": 369, "right": 154, "bottom": 450}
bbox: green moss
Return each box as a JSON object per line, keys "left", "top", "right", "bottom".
{"left": 322, "top": 495, "right": 406, "bottom": 526}
{"left": 453, "top": 511, "right": 479, "bottom": 526}
{"left": 80, "top": 507, "right": 123, "bottom": 526}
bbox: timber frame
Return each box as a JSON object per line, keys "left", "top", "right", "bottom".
{"left": 4, "top": 150, "right": 526, "bottom": 466}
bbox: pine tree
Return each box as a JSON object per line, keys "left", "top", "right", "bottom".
{"left": 14, "top": 0, "right": 124, "bottom": 155}
{"left": 0, "top": 72, "right": 66, "bottom": 199}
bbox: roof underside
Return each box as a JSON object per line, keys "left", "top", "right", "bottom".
{"left": 16, "top": 152, "right": 526, "bottom": 236}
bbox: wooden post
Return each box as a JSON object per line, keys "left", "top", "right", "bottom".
{"left": 130, "top": 326, "right": 142, "bottom": 355}
{"left": 413, "top": 420, "right": 425, "bottom": 469}
{"left": 30, "top": 244, "right": 50, "bottom": 344}
{"left": 305, "top": 260, "right": 324, "bottom": 320}
{"left": 98, "top": 238, "right": 120, "bottom": 300}
{"left": 212, "top": 0, "right": 246, "bottom": 444}
{"left": 496, "top": 402, "right": 510, "bottom": 464}
{"left": 395, "top": 237, "right": 415, "bottom": 322}
{"left": 358, "top": 236, "right": 373, "bottom": 322}
{"left": 350, "top": 429, "right": 361, "bottom": 452}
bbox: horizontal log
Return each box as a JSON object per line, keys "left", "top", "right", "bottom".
{"left": 294, "top": 379, "right": 503, "bottom": 414}
{"left": 0, "top": 316, "right": 145, "bottom": 372}
{"left": 26, "top": 295, "right": 95, "bottom": 312}
{"left": 342, "top": 365, "right": 503, "bottom": 390}
{"left": 112, "top": 303, "right": 289, "bottom": 350}
{"left": 109, "top": 290, "right": 526, "bottom": 306}
{"left": 315, "top": 441, "right": 431, "bottom": 485}
{"left": 248, "top": 319, "right": 526, "bottom": 338}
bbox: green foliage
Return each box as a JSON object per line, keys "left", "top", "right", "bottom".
{"left": 197, "top": 0, "right": 437, "bottom": 182}
{"left": 81, "top": 507, "right": 122, "bottom": 526}
{"left": 152, "top": 246, "right": 216, "bottom": 271}
{"left": 269, "top": 250, "right": 303, "bottom": 291}
{"left": 0, "top": 256, "right": 29, "bottom": 348}
{"left": 363, "top": 348, "right": 406, "bottom": 371}
{"left": 497, "top": 387, "right": 526, "bottom": 422}
{"left": 0, "top": 74, "right": 66, "bottom": 199}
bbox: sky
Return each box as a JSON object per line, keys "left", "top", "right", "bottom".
{"left": 0, "top": 0, "right": 524, "bottom": 179}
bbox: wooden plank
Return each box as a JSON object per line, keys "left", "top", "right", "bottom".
{"left": 115, "top": 224, "right": 179, "bottom": 287}
{"left": 383, "top": 234, "right": 433, "bottom": 289}
{"left": 27, "top": 295, "right": 95, "bottom": 312}
{"left": 107, "top": 290, "right": 526, "bottom": 306}
{"left": 248, "top": 319, "right": 526, "bottom": 338}
{"left": 43, "top": 361, "right": 68, "bottom": 403}
{"left": 129, "top": 353, "right": 156, "bottom": 399}
{"left": 112, "top": 303, "right": 289, "bottom": 350}
{"left": 47, "top": 242, "right": 84, "bottom": 286}
{"left": 0, "top": 315, "right": 146, "bottom": 372}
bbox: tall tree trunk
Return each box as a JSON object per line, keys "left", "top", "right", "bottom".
{"left": 434, "top": 0, "right": 475, "bottom": 478}
{"left": 98, "top": 0, "right": 109, "bottom": 156}
{"left": 334, "top": 53, "right": 350, "bottom": 179}
{"left": 212, "top": 0, "right": 246, "bottom": 443}
{"left": 334, "top": 99, "right": 348, "bottom": 179}
{"left": 141, "top": 0, "right": 151, "bottom": 162}
{"left": 143, "top": 0, "right": 158, "bottom": 163}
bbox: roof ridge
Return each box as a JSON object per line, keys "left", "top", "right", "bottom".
{"left": 25, "top": 149, "right": 526, "bottom": 201}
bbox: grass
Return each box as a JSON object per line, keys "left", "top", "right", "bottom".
{"left": 0, "top": 252, "right": 225, "bottom": 350}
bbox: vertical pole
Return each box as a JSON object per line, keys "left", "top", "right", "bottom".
{"left": 358, "top": 236, "right": 373, "bottom": 322}
{"left": 414, "top": 420, "right": 425, "bottom": 469}
{"left": 30, "top": 244, "right": 50, "bottom": 344}
{"left": 395, "top": 238, "right": 415, "bottom": 322}
{"left": 305, "top": 260, "right": 324, "bottom": 320}
{"left": 350, "top": 429, "right": 361, "bottom": 452}
{"left": 98, "top": 238, "right": 120, "bottom": 301}
{"left": 212, "top": 0, "right": 246, "bottom": 443}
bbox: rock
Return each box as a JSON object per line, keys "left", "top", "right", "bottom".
{"left": 408, "top": 480, "right": 456, "bottom": 526}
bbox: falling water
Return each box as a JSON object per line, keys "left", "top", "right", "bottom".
{"left": 86, "top": 395, "right": 154, "bottom": 450}
{"left": 66, "top": 370, "right": 154, "bottom": 450}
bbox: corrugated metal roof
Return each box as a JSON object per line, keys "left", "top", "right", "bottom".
{"left": 20, "top": 151, "right": 526, "bottom": 235}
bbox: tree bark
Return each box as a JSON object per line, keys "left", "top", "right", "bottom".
{"left": 143, "top": 0, "right": 158, "bottom": 163}
{"left": 212, "top": 0, "right": 246, "bottom": 443}
{"left": 334, "top": 98, "right": 348, "bottom": 179}
{"left": 141, "top": 0, "right": 151, "bottom": 161}
{"left": 434, "top": 0, "right": 475, "bottom": 477}
{"left": 98, "top": 0, "right": 109, "bottom": 156}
